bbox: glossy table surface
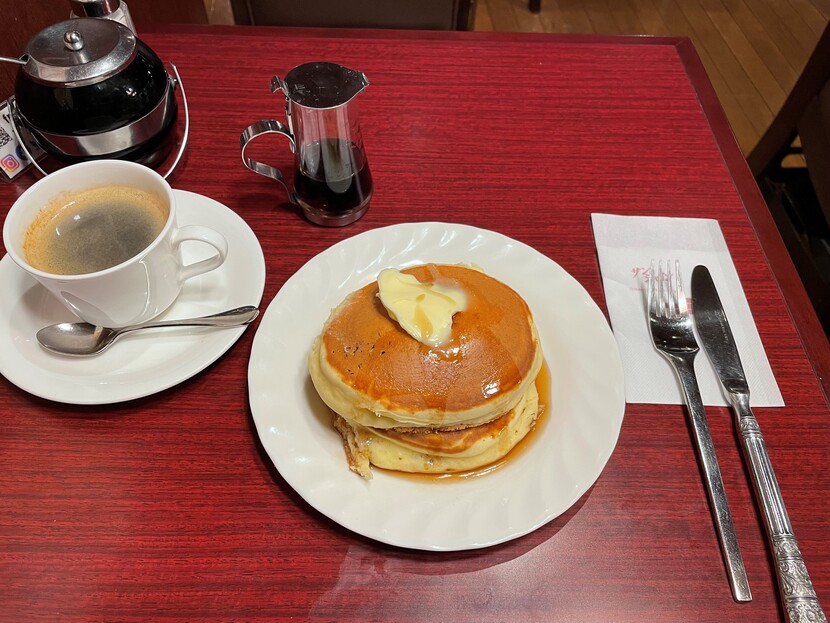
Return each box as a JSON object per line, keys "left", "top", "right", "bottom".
{"left": 1, "top": 25, "right": 828, "bottom": 622}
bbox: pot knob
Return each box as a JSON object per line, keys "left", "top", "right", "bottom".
{"left": 64, "top": 31, "right": 84, "bottom": 52}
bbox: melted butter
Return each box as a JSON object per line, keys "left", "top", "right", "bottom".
{"left": 377, "top": 268, "right": 467, "bottom": 348}
{"left": 426, "top": 336, "right": 467, "bottom": 364}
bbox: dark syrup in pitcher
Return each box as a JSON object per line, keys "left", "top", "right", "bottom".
{"left": 294, "top": 139, "right": 373, "bottom": 218}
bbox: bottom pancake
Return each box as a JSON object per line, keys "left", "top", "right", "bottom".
{"left": 333, "top": 385, "right": 540, "bottom": 479}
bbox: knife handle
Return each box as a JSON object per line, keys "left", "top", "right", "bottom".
{"left": 669, "top": 354, "right": 752, "bottom": 602}
{"left": 731, "top": 394, "right": 827, "bottom": 622}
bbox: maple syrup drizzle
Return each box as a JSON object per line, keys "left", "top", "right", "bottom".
{"left": 379, "top": 360, "right": 551, "bottom": 483}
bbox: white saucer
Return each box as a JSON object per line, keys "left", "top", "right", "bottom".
{"left": 0, "top": 190, "right": 265, "bottom": 405}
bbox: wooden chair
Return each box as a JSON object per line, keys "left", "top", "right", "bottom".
{"left": 747, "top": 22, "right": 830, "bottom": 335}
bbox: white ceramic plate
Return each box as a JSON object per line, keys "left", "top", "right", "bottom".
{"left": 0, "top": 190, "right": 265, "bottom": 404}
{"left": 248, "top": 222, "right": 625, "bottom": 551}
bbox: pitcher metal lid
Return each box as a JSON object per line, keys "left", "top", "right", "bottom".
{"left": 271, "top": 61, "right": 369, "bottom": 109}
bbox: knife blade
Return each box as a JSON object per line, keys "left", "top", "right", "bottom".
{"left": 691, "top": 265, "right": 827, "bottom": 623}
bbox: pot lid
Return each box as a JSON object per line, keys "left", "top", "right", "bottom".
{"left": 22, "top": 18, "right": 136, "bottom": 87}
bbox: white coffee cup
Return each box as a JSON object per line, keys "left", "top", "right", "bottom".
{"left": 2, "top": 160, "right": 228, "bottom": 328}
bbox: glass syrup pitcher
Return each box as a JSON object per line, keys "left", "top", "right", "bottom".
{"left": 241, "top": 62, "right": 373, "bottom": 227}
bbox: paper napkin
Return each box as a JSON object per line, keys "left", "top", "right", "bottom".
{"left": 591, "top": 213, "right": 784, "bottom": 407}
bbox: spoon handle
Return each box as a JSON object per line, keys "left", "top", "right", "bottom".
{"left": 122, "top": 305, "right": 259, "bottom": 334}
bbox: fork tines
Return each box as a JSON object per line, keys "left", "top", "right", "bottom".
{"left": 649, "top": 259, "right": 687, "bottom": 317}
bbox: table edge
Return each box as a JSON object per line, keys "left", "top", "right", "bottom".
{"left": 141, "top": 23, "right": 687, "bottom": 46}
{"left": 673, "top": 38, "right": 830, "bottom": 405}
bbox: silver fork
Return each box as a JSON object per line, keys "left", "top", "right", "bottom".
{"left": 648, "top": 260, "right": 752, "bottom": 603}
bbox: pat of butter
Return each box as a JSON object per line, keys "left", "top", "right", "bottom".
{"left": 377, "top": 268, "right": 467, "bottom": 348}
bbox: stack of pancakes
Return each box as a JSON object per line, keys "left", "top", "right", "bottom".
{"left": 308, "top": 264, "right": 544, "bottom": 479}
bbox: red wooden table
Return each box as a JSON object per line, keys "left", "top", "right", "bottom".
{"left": 1, "top": 25, "right": 828, "bottom": 622}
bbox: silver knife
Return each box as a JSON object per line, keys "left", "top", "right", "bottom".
{"left": 691, "top": 265, "right": 827, "bottom": 623}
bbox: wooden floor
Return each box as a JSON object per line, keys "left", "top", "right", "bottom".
{"left": 473, "top": 0, "right": 829, "bottom": 155}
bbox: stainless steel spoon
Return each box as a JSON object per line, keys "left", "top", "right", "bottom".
{"left": 36, "top": 305, "right": 259, "bottom": 356}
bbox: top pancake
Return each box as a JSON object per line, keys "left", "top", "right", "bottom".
{"left": 310, "top": 264, "right": 542, "bottom": 428}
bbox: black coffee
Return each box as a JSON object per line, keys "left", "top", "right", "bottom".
{"left": 24, "top": 185, "right": 168, "bottom": 275}
{"left": 293, "top": 139, "right": 373, "bottom": 214}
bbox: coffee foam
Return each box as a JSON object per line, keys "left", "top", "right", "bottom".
{"left": 23, "top": 185, "right": 169, "bottom": 275}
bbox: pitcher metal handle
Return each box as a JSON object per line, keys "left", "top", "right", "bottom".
{"left": 240, "top": 119, "right": 298, "bottom": 204}
{"left": 8, "top": 61, "right": 189, "bottom": 180}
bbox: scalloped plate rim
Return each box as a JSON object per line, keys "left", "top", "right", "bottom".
{"left": 248, "top": 221, "right": 625, "bottom": 551}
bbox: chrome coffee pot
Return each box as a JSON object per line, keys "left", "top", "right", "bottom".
{"left": 241, "top": 62, "right": 373, "bottom": 227}
{"left": 0, "top": 17, "right": 187, "bottom": 178}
